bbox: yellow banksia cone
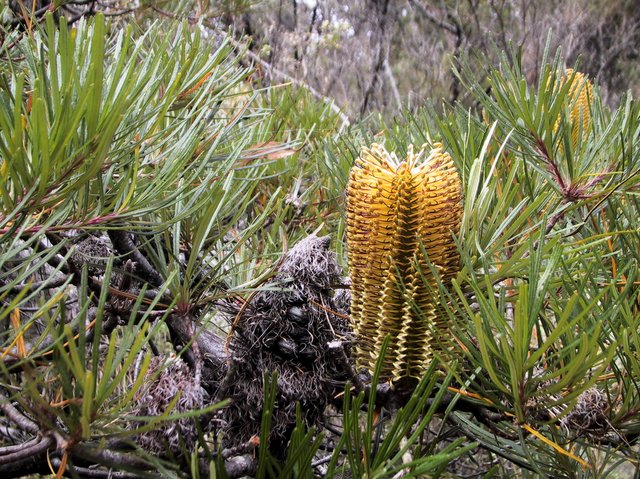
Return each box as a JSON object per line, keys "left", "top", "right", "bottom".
{"left": 347, "top": 143, "right": 462, "bottom": 384}
{"left": 554, "top": 69, "right": 593, "bottom": 149}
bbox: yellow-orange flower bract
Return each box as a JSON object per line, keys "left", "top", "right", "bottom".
{"left": 346, "top": 143, "right": 462, "bottom": 384}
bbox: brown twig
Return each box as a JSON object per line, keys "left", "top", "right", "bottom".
{"left": 0, "top": 434, "right": 55, "bottom": 465}
{"left": 0, "top": 393, "right": 39, "bottom": 435}
{"left": 107, "top": 230, "right": 164, "bottom": 287}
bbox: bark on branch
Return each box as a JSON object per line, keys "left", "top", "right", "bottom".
{"left": 107, "top": 230, "right": 164, "bottom": 287}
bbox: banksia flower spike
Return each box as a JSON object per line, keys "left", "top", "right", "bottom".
{"left": 347, "top": 143, "right": 462, "bottom": 384}
{"left": 555, "top": 69, "right": 593, "bottom": 149}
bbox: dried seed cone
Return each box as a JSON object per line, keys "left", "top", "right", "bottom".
{"left": 347, "top": 143, "right": 462, "bottom": 383}
{"left": 554, "top": 69, "right": 593, "bottom": 149}
{"left": 131, "top": 357, "right": 205, "bottom": 459}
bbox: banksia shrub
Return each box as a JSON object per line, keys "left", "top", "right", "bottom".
{"left": 347, "top": 143, "right": 463, "bottom": 384}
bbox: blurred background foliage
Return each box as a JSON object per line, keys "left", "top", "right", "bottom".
{"left": 1, "top": 0, "right": 639, "bottom": 478}
{"left": 191, "top": 0, "right": 640, "bottom": 117}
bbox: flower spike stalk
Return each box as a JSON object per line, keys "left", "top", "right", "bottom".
{"left": 347, "top": 143, "right": 462, "bottom": 384}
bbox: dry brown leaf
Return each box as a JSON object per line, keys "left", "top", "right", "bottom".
{"left": 242, "top": 141, "right": 299, "bottom": 161}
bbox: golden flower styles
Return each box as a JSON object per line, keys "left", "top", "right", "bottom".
{"left": 555, "top": 69, "right": 593, "bottom": 149}
{"left": 347, "top": 143, "right": 462, "bottom": 383}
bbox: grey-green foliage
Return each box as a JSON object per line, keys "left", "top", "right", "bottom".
{"left": 0, "top": 10, "right": 308, "bottom": 302}
{"left": 0, "top": 11, "right": 307, "bottom": 477}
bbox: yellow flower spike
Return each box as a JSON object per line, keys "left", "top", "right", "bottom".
{"left": 554, "top": 69, "right": 593, "bottom": 150}
{"left": 347, "top": 143, "right": 463, "bottom": 383}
